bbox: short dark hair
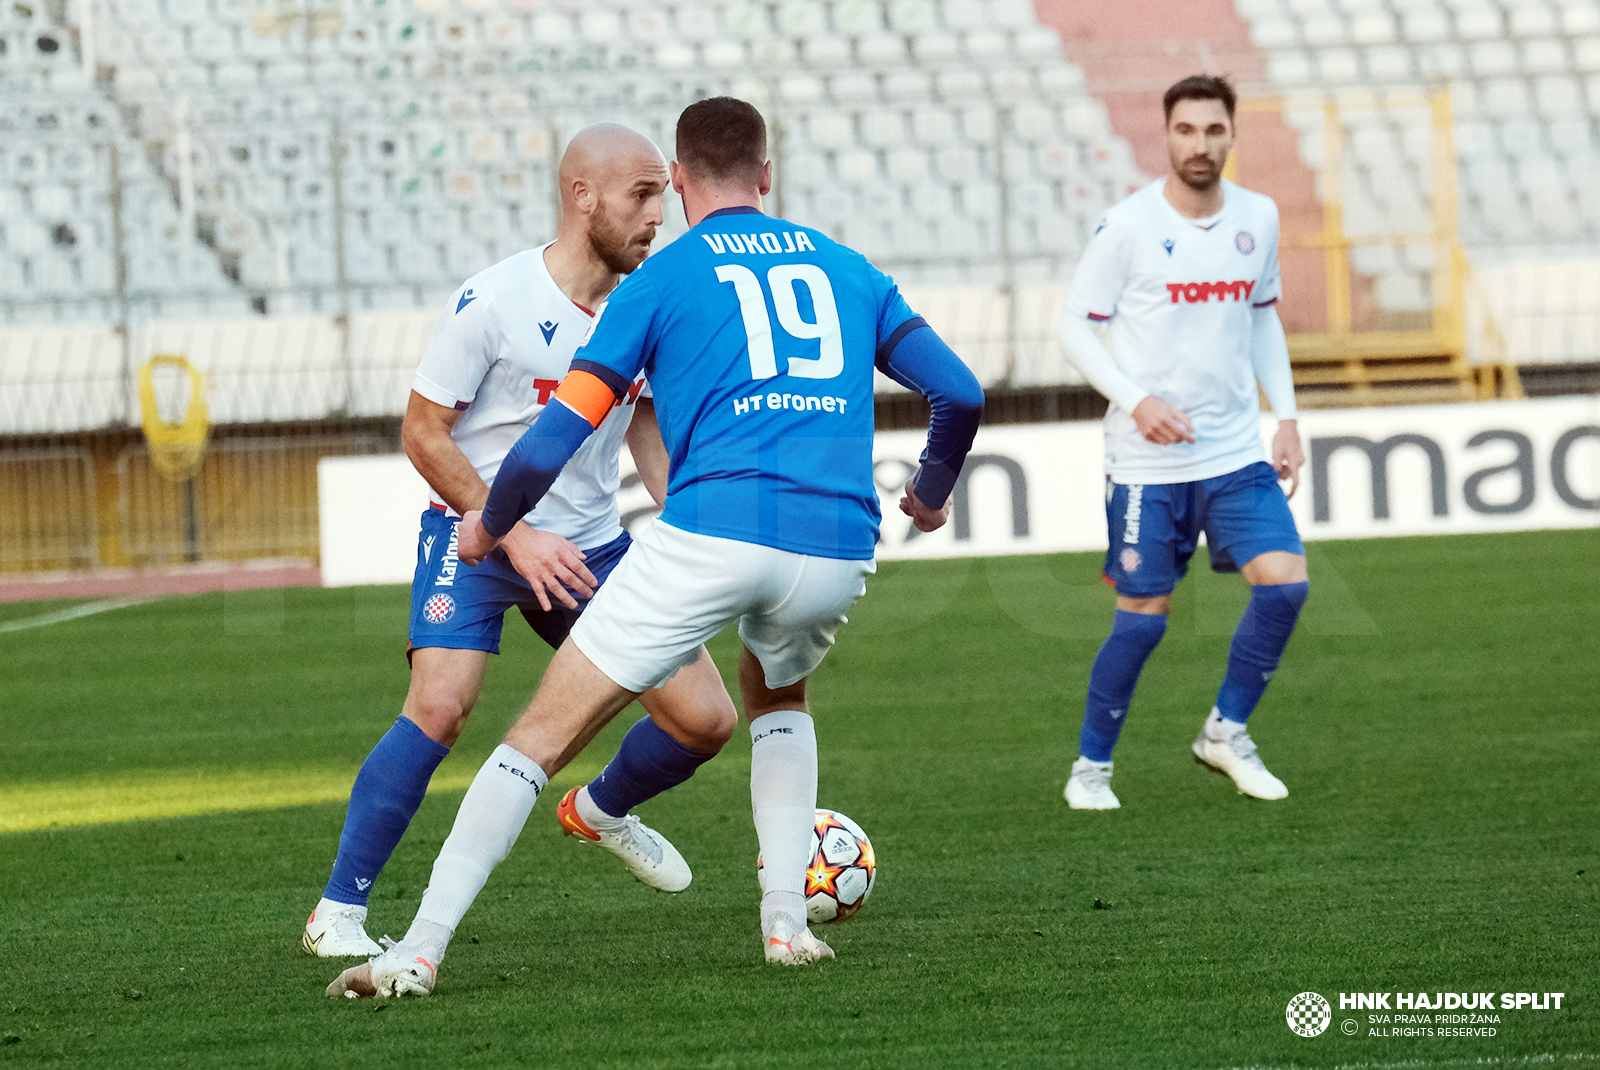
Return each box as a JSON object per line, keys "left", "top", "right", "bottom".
{"left": 676, "top": 96, "right": 767, "bottom": 184}
{"left": 1163, "top": 75, "right": 1237, "bottom": 121}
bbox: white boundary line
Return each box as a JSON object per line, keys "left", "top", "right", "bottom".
{"left": 0, "top": 596, "right": 156, "bottom": 634}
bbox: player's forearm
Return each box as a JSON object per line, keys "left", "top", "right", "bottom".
{"left": 1058, "top": 314, "right": 1150, "bottom": 414}
{"left": 624, "top": 398, "right": 671, "bottom": 508}
{"left": 402, "top": 414, "right": 490, "bottom": 514}
{"left": 1250, "top": 305, "right": 1298, "bottom": 420}
{"left": 876, "top": 323, "right": 984, "bottom": 506}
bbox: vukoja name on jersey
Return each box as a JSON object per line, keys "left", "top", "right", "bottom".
{"left": 571, "top": 207, "right": 922, "bottom": 560}
{"left": 1067, "top": 179, "right": 1283, "bottom": 485}
{"left": 411, "top": 241, "right": 647, "bottom": 550}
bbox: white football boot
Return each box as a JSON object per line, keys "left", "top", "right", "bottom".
{"left": 302, "top": 899, "right": 383, "bottom": 958}
{"left": 1192, "top": 709, "right": 1289, "bottom": 800}
{"left": 325, "top": 944, "right": 438, "bottom": 999}
{"left": 763, "top": 917, "right": 835, "bottom": 965}
{"left": 556, "top": 786, "right": 692, "bottom": 892}
{"left": 1064, "top": 757, "right": 1121, "bottom": 809}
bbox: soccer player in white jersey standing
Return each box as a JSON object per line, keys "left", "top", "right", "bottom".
{"left": 302, "top": 124, "right": 738, "bottom": 957}
{"left": 1058, "top": 76, "right": 1310, "bottom": 810}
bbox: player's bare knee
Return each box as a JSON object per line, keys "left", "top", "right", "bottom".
{"left": 1117, "top": 594, "right": 1172, "bottom": 615}
{"left": 640, "top": 649, "right": 737, "bottom": 752}
{"left": 698, "top": 697, "right": 738, "bottom": 750}
{"left": 642, "top": 693, "right": 736, "bottom": 753}
{"left": 1243, "top": 551, "right": 1308, "bottom": 586}
{"left": 403, "top": 689, "right": 474, "bottom": 747}
{"left": 658, "top": 709, "right": 735, "bottom": 753}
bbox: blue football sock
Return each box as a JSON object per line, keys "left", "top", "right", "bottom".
{"left": 1215, "top": 581, "right": 1310, "bottom": 724}
{"left": 323, "top": 715, "right": 450, "bottom": 906}
{"left": 586, "top": 716, "right": 716, "bottom": 818}
{"left": 1079, "top": 610, "right": 1168, "bottom": 762}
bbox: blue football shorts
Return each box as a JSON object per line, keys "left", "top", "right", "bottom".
{"left": 408, "top": 506, "right": 633, "bottom": 656}
{"left": 1101, "top": 461, "right": 1304, "bottom": 598}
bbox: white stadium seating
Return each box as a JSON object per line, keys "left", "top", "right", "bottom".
{"left": 1, "top": 0, "right": 1594, "bottom": 430}
{"left": 2, "top": 0, "right": 1146, "bottom": 333}
{"left": 1240, "top": 0, "right": 1600, "bottom": 254}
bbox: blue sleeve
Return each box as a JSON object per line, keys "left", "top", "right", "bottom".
{"left": 480, "top": 401, "right": 596, "bottom": 538}
{"left": 875, "top": 322, "right": 984, "bottom": 508}
{"left": 572, "top": 269, "right": 662, "bottom": 383}
{"left": 480, "top": 270, "right": 664, "bottom": 538}
{"left": 875, "top": 281, "right": 918, "bottom": 345}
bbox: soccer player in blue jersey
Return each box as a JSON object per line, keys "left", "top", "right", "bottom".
{"left": 328, "top": 97, "right": 983, "bottom": 995}
{"left": 302, "top": 124, "right": 739, "bottom": 959}
{"left": 1058, "top": 76, "right": 1308, "bottom": 810}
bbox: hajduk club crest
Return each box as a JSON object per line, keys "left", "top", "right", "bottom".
{"left": 423, "top": 593, "right": 456, "bottom": 624}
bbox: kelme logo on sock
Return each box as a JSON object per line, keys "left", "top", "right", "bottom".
{"left": 498, "top": 762, "right": 542, "bottom": 794}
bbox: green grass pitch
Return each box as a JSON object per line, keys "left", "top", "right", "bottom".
{"left": 1, "top": 529, "right": 1596, "bottom": 1069}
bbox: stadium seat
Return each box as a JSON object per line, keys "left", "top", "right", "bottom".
{"left": 1562, "top": 0, "right": 1600, "bottom": 33}
{"left": 1399, "top": 7, "right": 1452, "bottom": 41}
{"left": 1250, "top": 12, "right": 1299, "bottom": 48}
{"left": 1267, "top": 49, "right": 1317, "bottom": 83}
{"left": 861, "top": 110, "right": 906, "bottom": 148}
{"left": 1302, "top": 13, "right": 1348, "bottom": 46}
{"left": 884, "top": 69, "right": 934, "bottom": 103}
{"left": 990, "top": 0, "right": 1039, "bottom": 28}
{"left": 0, "top": 0, "right": 1147, "bottom": 373}
{"left": 1318, "top": 47, "right": 1362, "bottom": 80}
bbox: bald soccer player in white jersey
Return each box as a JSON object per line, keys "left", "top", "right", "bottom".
{"left": 1058, "top": 76, "right": 1310, "bottom": 810}
{"left": 303, "top": 124, "right": 737, "bottom": 957}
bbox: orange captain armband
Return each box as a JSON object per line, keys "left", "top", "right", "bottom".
{"left": 551, "top": 370, "right": 619, "bottom": 429}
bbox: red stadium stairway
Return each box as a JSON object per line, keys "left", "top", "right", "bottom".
{"left": 1030, "top": 0, "right": 1331, "bottom": 336}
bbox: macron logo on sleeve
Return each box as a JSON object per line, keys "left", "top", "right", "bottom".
{"left": 456, "top": 288, "right": 477, "bottom": 314}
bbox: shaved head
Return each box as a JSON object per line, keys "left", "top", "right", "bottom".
{"left": 558, "top": 123, "right": 665, "bottom": 203}
{"left": 557, "top": 123, "right": 670, "bottom": 274}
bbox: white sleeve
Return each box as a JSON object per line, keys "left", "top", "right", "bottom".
{"left": 1250, "top": 304, "right": 1298, "bottom": 419}
{"left": 1064, "top": 214, "right": 1133, "bottom": 321}
{"left": 411, "top": 281, "right": 498, "bottom": 409}
{"left": 1059, "top": 314, "right": 1151, "bottom": 414}
{"left": 1251, "top": 206, "right": 1283, "bottom": 308}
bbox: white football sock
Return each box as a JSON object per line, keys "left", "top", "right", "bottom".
{"left": 749, "top": 710, "right": 816, "bottom": 935}
{"left": 407, "top": 744, "right": 547, "bottom": 961}
{"left": 574, "top": 784, "right": 626, "bottom": 832}
{"left": 399, "top": 918, "right": 452, "bottom": 966}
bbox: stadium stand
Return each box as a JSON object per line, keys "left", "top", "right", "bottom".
{"left": 2, "top": 0, "right": 1144, "bottom": 316}
{"left": 1, "top": 0, "right": 1596, "bottom": 570}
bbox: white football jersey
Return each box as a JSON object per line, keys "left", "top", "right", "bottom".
{"left": 411, "top": 242, "right": 648, "bottom": 551}
{"left": 1066, "top": 179, "right": 1282, "bottom": 484}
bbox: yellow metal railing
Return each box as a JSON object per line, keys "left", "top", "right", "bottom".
{"left": 1228, "top": 89, "right": 1520, "bottom": 406}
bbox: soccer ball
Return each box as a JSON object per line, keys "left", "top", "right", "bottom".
{"left": 757, "top": 809, "right": 877, "bottom": 923}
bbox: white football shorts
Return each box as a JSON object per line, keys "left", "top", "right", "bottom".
{"left": 569, "top": 519, "right": 876, "bottom": 693}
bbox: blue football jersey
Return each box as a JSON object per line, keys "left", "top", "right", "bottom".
{"left": 573, "top": 207, "right": 919, "bottom": 559}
